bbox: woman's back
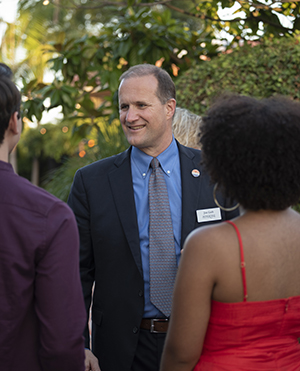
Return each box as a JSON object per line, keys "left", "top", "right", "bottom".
{"left": 195, "top": 210, "right": 300, "bottom": 370}
{"left": 211, "top": 209, "right": 300, "bottom": 304}
{"left": 196, "top": 297, "right": 300, "bottom": 370}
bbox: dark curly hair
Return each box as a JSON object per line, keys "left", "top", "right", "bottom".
{"left": 200, "top": 94, "right": 300, "bottom": 210}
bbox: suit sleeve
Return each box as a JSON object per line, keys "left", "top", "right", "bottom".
{"left": 68, "top": 169, "right": 95, "bottom": 348}
{"left": 34, "top": 201, "right": 86, "bottom": 371}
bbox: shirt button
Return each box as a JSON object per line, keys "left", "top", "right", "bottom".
{"left": 133, "top": 327, "right": 138, "bottom": 334}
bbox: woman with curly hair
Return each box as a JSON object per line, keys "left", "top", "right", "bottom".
{"left": 161, "top": 94, "right": 300, "bottom": 370}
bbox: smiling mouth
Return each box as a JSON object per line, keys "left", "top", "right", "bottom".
{"left": 128, "top": 125, "right": 145, "bottom": 130}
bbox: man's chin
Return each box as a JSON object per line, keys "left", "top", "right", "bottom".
{"left": 126, "top": 136, "right": 144, "bottom": 148}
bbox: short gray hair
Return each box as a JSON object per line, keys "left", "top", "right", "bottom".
{"left": 119, "top": 64, "right": 176, "bottom": 104}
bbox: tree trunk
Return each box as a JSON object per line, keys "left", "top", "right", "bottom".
{"left": 31, "top": 157, "right": 39, "bottom": 186}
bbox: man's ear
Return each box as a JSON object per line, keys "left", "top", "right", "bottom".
{"left": 9, "top": 112, "right": 21, "bottom": 135}
{"left": 166, "top": 98, "right": 176, "bottom": 120}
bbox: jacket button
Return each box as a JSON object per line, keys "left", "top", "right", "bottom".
{"left": 138, "top": 290, "right": 143, "bottom": 297}
{"left": 133, "top": 327, "right": 138, "bottom": 334}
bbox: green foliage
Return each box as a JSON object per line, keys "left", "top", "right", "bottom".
{"left": 170, "top": 0, "right": 300, "bottom": 42}
{"left": 18, "top": 122, "right": 76, "bottom": 161}
{"left": 42, "top": 119, "right": 128, "bottom": 201}
{"left": 19, "top": 1, "right": 300, "bottom": 128}
{"left": 41, "top": 154, "right": 96, "bottom": 202}
{"left": 176, "top": 37, "right": 300, "bottom": 115}
{"left": 23, "top": 6, "right": 208, "bottom": 126}
{"left": 6, "top": 0, "right": 300, "bottom": 197}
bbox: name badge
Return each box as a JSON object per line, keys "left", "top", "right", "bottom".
{"left": 196, "top": 208, "right": 221, "bottom": 223}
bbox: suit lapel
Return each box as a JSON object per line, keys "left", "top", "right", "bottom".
{"left": 108, "top": 148, "right": 143, "bottom": 277}
{"left": 178, "top": 143, "right": 203, "bottom": 248}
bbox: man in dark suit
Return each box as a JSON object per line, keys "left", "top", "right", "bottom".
{"left": 0, "top": 72, "right": 87, "bottom": 370}
{"left": 68, "top": 64, "right": 239, "bottom": 371}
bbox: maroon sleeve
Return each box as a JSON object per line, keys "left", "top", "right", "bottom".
{"left": 34, "top": 201, "right": 86, "bottom": 371}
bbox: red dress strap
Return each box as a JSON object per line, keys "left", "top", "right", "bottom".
{"left": 226, "top": 220, "right": 248, "bottom": 302}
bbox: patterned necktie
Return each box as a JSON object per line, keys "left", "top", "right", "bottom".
{"left": 149, "top": 157, "right": 177, "bottom": 317}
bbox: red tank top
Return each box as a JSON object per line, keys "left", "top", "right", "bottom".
{"left": 194, "top": 221, "right": 300, "bottom": 370}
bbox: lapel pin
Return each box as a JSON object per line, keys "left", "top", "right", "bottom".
{"left": 191, "top": 169, "right": 200, "bottom": 177}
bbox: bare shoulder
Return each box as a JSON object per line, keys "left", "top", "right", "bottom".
{"left": 182, "top": 222, "right": 234, "bottom": 271}
{"left": 184, "top": 222, "right": 232, "bottom": 254}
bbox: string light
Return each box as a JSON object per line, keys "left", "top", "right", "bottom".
{"left": 79, "top": 150, "right": 86, "bottom": 158}
{"left": 88, "top": 139, "right": 95, "bottom": 148}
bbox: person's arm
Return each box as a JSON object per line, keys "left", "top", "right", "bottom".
{"left": 160, "top": 227, "right": 217, "bottom": 371}
{"left": 68, "top": 170, "right": 101, "bottom": 370}
{"left": 35, "top": 201, "right": 87, "bottom": 371}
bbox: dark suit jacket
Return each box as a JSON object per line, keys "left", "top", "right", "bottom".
{"left": 68, "top": 142, "right": 239, "bottom": 371}
{"left": 0, "top": 161, "right": 86, "bottom": 371}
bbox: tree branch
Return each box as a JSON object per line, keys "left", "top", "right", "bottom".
{"left": 164, "top": 2, "right": 292, "bottom": 33}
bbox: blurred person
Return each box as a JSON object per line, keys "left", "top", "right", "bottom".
{"left": 161, "top": 94, "right": 300, "bottom": 370}
{"left": 0, "top": 72, "right": 86, "bottom": 371}
{"left": 0, "top": 62, "right": 13, "bottom": 79}
{"left": 172, "top": 107, "right": 202, "bottom": 149}
{"left": 68, "top": 64, "right": 239, "bottom": 371}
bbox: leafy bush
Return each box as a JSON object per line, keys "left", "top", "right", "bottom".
{"left": 176, "top": 37, "right": 300, "bottom": 115}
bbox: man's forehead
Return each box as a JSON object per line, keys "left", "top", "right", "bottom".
{"left": 119, "top": 76, "right": 159, "bottom": 101}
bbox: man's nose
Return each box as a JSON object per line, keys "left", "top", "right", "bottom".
{"left": 126, "top": 107, "right": 139, "bottom": 122}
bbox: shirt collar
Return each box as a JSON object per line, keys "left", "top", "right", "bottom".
{"left": 131, "top": 136, "right": 179, "bottom": 179}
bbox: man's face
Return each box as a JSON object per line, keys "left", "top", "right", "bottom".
{"left": 118, "top": 75, "right": 175, "bottom": 157}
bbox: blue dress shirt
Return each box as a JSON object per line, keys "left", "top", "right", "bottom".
{"left": 131, "top": 137, "right": 182, "bottom": 318}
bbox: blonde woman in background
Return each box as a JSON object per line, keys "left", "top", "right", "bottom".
{"left": 172, "top": 107, "right": 202, "bottom": 149}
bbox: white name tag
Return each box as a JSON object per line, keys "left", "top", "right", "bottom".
{"left": 196, "top": 208, "right": 221, "bottom": 223}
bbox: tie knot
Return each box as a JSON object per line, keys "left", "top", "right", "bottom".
{"left": 150, "top": 157, "right": 159, "bottom": 170}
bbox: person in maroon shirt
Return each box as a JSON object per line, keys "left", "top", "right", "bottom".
{"left": 0, "top": 71, "right": 86, "bottom": 370}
